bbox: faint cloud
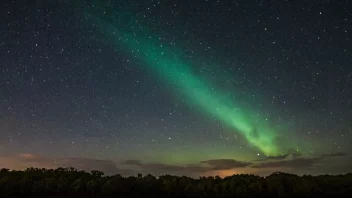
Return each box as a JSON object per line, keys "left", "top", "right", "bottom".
{"left": 254, "top": 154, "right": 289, "bottom": 161}
{"left": 201, "top": 159, "right": 252, "bottom": 170}
{"left": 252, "top": 157, "right": 321, "bottom": 169}
{"left": 122, "top": 158, "right": 252, "bottom": 176}
{"left": 252, "top": 152, "right": 348, "bottom": 169}
{"left": 321, "top": 152, "right": 347, "bottom": 158}
{"left": 124, "top": 160, "right": 142, "bottom": 165}
{"left": 122, "top": 160, "right": 206, "bottom": 174}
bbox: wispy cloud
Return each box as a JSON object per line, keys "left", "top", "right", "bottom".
{"left": 321, "top": 152, "right": 347, "bottom": 158}
{"left": 122, "top": 158, "right": 252, "bottom": 176}
{"left": 252, "top": 152, "right": 348, "bottom": 169}
{"left": 254, "top": 154, "right": 290, "bottom": 161}
{"left": 252, "top": 157, "right": 321, "bottom": 168}
{"left": 201, "top": 159, "right": 252, "bottom": 170}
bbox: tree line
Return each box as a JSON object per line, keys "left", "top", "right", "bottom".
{"left": 0, "top": 167, "right": 351, "bottom": 197}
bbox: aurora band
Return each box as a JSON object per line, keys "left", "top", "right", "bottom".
{"left": 89, "top": 13, "right": 280, "bottom": 156}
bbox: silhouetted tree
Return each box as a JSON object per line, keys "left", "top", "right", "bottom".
{"left": 0, "top": 167, "right": 351, "bottom": 197}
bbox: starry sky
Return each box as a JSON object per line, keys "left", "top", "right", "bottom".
{"left": 1, "top": 0, "right": 352, "bottom": 177}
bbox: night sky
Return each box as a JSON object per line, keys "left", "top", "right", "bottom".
{"left": 1, "top": 0, "right": 352, "bottom": 177}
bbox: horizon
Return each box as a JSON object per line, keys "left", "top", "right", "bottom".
{"left": 2, "top": 165, "right": 352, "bottom": 178}
{"left": 0, "top": 152, "right": 349, "bottom": 177}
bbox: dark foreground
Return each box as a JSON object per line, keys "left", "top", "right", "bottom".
{"left": 1, "top": 168, "right": 352, "bottom": 197}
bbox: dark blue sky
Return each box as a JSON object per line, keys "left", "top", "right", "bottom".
{"left": 0, "top": 0, "right": 351, "bottom": 176}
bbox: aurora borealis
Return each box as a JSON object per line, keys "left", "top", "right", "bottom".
{"left": 90, "top": 11, "right": 281, "bottom": 156}
{"left": 1, "top": 0, "right": 352, "bottom": 176}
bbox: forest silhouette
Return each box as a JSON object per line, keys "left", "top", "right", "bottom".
{"left": 1, "top": 167, "right": 352, "bottom": 197}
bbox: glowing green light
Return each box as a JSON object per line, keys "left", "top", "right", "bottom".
{"left": 88, "top": 11, "right": 280, "bottom": 156}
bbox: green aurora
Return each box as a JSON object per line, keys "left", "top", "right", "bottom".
{"left": 86, "top": 10, "right": 284, "bottom": 156}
